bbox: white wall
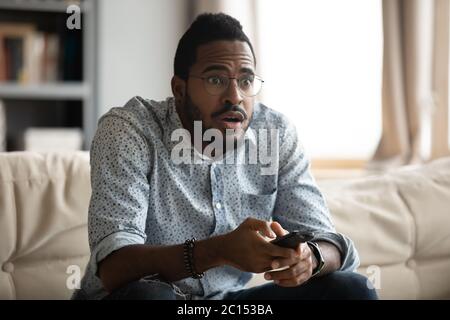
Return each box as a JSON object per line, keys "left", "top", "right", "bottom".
{"left": 257, "top": 0, "right": 382, "bottom": 159}
{"left": 97, "top": 0, "right": 189, "bottom": 117}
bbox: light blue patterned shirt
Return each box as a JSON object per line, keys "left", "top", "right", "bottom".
{"left": 75, "top": 96, "right": 359, "bottom": 300}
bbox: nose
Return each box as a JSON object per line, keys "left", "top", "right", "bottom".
{"left": 222, "top": 78, "right": 244, "bottom": 106}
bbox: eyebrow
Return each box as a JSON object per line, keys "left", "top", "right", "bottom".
{"left": 201, "top": 65, "right": 255, "bottom": 75}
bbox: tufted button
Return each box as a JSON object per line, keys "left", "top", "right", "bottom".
{"left": 406, "top": 259, "right": 417, "bottom": 269}
{"left": 215, "top": 202, "right": 222, "bottom": 210}
{"left": 2, "top": 262, "right": 14, "bottom": 273}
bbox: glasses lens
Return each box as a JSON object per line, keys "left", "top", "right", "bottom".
{"left": 204, "top": 76, "right": 228, "bottom": 95}
{"left": 238, "top": 75, "right": 262, "bottom": 97}
{"left": 203, "top": 75, "right": 263, "bottom": 96}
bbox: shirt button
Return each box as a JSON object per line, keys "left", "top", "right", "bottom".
{"left": 215, "top": 202, "right": 222, "bottom": 209}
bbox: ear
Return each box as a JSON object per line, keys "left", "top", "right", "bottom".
{"left": 171, "top": 76, "right": 186, "bottom": 104}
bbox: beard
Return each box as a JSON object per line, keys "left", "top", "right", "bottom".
{"left": 183, "top": 94, "right": 252, "bottom": 156}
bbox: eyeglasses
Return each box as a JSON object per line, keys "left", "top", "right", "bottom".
{"left": 189, "top": 74, "right": 264, "bottom": 97}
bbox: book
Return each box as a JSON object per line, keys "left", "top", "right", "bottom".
{"left": 0, "top": 99, "right": 5, "bottom": 152}
{"left": 0, "top": 23, "right": 35, "bottom": 83}
{"left": 0, "top": 23, "right": 61, "bottom": 83}
{"left": 0, "top": 34, "right": 6, "bottom": 81}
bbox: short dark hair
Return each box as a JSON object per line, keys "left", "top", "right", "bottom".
{"left": 174, "top": 13, "right": 256, "bottom": 79}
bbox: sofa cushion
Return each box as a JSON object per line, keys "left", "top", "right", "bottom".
{"left": 0, "top": 152, "right": 91, "bottom": 299}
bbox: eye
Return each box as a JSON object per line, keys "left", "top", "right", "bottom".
{"left": 239, "top": 76, "right": 254, "bottom": 88}
{"left": 207, "top": 76, "right": 225, "bottom": 86}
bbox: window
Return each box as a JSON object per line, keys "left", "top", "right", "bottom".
{"left": 256, "top": 0, "right": 383, "bottom": 160}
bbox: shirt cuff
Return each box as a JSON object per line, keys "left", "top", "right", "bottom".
{"left": 312, "top": 231, "right": 360, "bottom": 272}
{"left": 312, "top": 232, "right": 344, "bottom": 253}
{"left": 89, "top": 231, "right": 146, "bottom": 277}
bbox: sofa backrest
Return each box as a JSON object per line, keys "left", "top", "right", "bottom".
{"left": 320, "top": 158, "right": 450, "bottom": 299}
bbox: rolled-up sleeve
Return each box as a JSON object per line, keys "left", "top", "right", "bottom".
{"left": 273, "top": 120, "right": 360, "bottom": 272}
{"left": 87, "top": 114, "right": 152, "bottom": 276}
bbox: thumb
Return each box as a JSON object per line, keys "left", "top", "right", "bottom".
{"left": 245, "top": 218, "right": 276, "bottom": 238}
{"left": 270, "top": 221, "right": 289, "bottom": 237}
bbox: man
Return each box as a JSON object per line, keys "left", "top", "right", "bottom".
{"left": 73, "top": 13, "right": 377, "bottom": 300}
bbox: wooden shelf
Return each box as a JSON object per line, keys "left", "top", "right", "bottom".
{"left": 0, "top": 0, "right": 97, "bottom": 150}
{"left": 0, "top": 83, "right": 90, "bottom": 100}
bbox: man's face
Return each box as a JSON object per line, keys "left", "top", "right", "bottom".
{"left": 178, "top": 40, "right": 256, "bottom": 142}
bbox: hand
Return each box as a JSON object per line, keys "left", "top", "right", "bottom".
{"left": 269, "top": 221, "right": 289, "bottom": 238}
{"left": 221, "top": 218, "right": 297, "bottom": 274}
{"left": 264, "top": 222, "right": 318, "bottom": 287}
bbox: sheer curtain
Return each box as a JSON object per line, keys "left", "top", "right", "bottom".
{"left": 432, "top": 0, "right": 450, "bottom": 159}
{"left": 369, "top": 0, "right": 450, "bottom": 170}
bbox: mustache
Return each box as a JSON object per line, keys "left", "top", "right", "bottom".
{"left": 212, "top": 102, "right": 248, "bottom": 120}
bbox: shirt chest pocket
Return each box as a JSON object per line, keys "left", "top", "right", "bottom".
{"left": 239, "top": 188, "right": 277, "bottom": 221}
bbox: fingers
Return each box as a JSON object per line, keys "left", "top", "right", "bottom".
{"left": 270, "top": 221, "right": 288, "bottom": 237}
{"left": 267, "top": 241, "right": 310, "bottom": 263}
{"left": 267, "top": 259, "right": 310, "bottom": 281}
{"left": 264, "top": 260, "right": 313, "bottom": 287}
{"left": 264, "top": 245, "right": 314, "bottom": 287}
{"left": 244, "top": 218, "right": 276, "bottom": 239}
{"left": 299, "top": 242, "right": 309, "bottom": 260}
{"left": 266, "top": 242, "right": 297, "bottom": 259}
{"left": 271, "top": 243, "right": 310, "bottom": 268}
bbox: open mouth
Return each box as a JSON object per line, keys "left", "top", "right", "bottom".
{"left": 223, "top": 117, "right": 241, "bottom": 122}
{"left": 219, "top": 111, "right": 245, "bottom": 122}
{"left": 216, "top": 112, "right": 245, "bottom": 130}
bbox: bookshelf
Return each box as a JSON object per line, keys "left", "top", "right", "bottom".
{"left": 0, "top": 0, "right": 98, "bottom": 151}
{"left": 0, "top": 82, "right": 90, "bottom": 99}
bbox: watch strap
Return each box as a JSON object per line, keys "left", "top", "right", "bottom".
{"left": 307, "top": 241, "right": 325, "bottom": 277}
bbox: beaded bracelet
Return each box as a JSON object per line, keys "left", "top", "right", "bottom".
{"left": 183, "top": 238, "right": 204, "bottom": 279}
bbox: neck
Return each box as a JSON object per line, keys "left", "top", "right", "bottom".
{"left": 175, "top": 100, "right": 241, "bottom": 156}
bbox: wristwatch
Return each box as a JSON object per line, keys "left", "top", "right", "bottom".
{"left": 307, "top": 241, "right": 325, "bottom": 277}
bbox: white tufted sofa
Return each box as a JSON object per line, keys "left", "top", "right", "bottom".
{"left": 0, "top": 151, "right": 449, "bottom": 299}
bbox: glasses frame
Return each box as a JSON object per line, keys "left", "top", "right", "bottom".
{"left": 188, "top": 74, "right": 264, "bottom": 97}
